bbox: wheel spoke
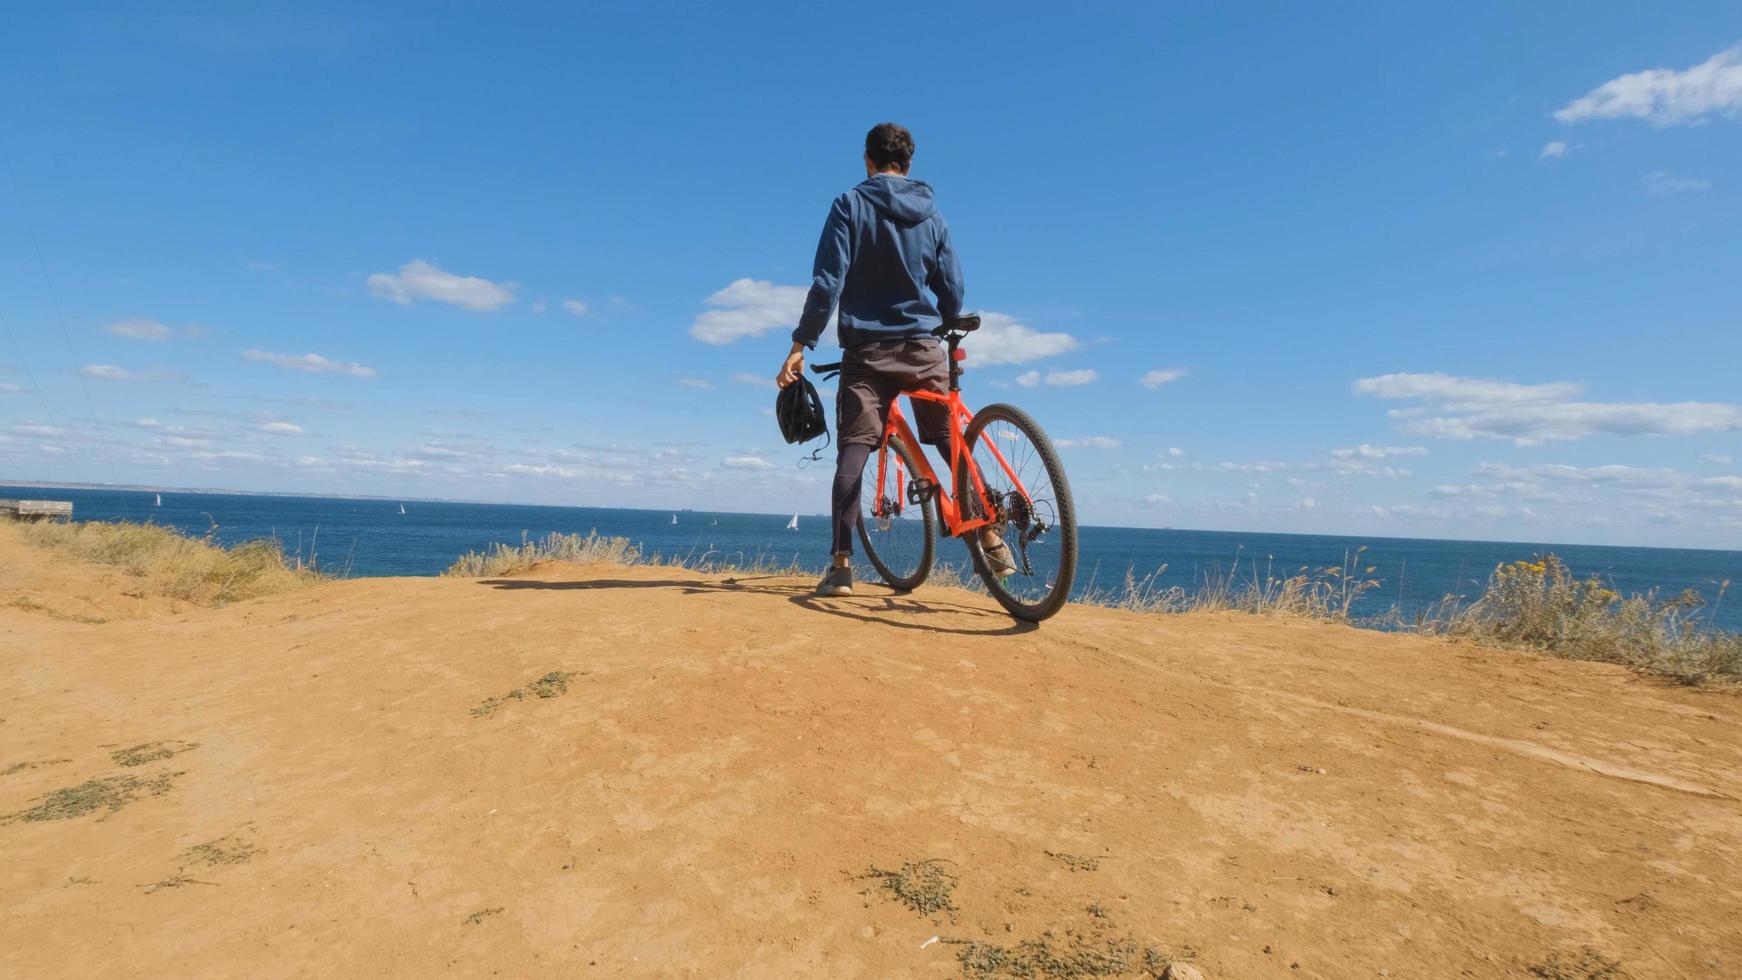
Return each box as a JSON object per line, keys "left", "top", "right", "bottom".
{"left": 959, "top": 407, "right": 1076, "bottom": 620}
{"left": 858, "top": 440, "right": 932, "bottom": 588}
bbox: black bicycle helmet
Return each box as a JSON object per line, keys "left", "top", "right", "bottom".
{"left": 776, "top": 374, "right": 829, "bottom": 446}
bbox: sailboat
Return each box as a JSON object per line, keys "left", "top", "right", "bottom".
{"left": 154, "top": 493, "right": 161, "bottom": 507}
{"left": 670, "top": 514, "right": 678, "bottom": 525}
{"left": 786, "top": 513, "right": 799, "bottom": 531}
{"left": 710, "top": 517, "right": 718, "bottom": 526}
{"left": 398, "top": 503, "right": 406, "bottom": 515}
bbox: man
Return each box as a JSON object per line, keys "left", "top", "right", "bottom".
{"left": 776, "top": 122, "right": 1012, "bottom": 597}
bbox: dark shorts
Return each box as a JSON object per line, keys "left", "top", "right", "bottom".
{"left": 836, "top": 338, "right": 950, "bottom": 447}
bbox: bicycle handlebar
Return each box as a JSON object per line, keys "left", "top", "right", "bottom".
{"left": 807, "top": 316, "right": 980, "bottom": 380}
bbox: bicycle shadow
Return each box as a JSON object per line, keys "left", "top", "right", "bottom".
{"left": 480, "top": 576, "right": 804, "bottom": 598}
{"left": 788, "top": 594, "right": 1039, "bottom": 638}
{"left": 477, "top": 575, "right": 1036, "bottom": 637}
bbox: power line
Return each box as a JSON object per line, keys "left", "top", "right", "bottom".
{"left": 1, "top": 304, "right": 92, "bottom": 488}
{"left": 0, "top": 444, "right": 30, "bottom": 484}
{"left": 3, "top": 145, "right": 122, "bottom": 486}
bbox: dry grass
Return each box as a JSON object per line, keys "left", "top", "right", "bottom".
{"left": 1080, "top": 547, "right": 1383, "bottom": 622}
{"left": 445, "top": 532, "right": 1742, "bottom": 687}
{"left": 181, "top": 835, "right": 257, "bottom": 867}
{"left": 111, "top": 740, "right": 199, "bottom": 768}
{"left": 2, "top": 771, "right": 181, "bottom": 823}
{"left": 471, "top": 670, "right": 584, "bottom": 718}
{"left": 19, "top": 520, "right": 323, "bottom": 605}
{"left": 953, "top": 933, "right": 1173, "bottom": 979}
{"left": 1415, "top": 556, "right": 1740, "bottom": 685}
{"left": 444, "top": 529, "right": 814, "bottom": 580}
{"left": 1528, "top": 945, "right": 1629, "bottom": 979}
{"left": 443, "top": 531, "right": 640, "bottom": 577}
{"left": 862, "top": 859, "right": 959, "bottom": 917}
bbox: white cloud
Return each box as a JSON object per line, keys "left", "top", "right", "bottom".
{"left": 1702, "top": 453, "right": 1734, "bottom": 465}
{"left": 1046, "top": 369, "right": 1097, "bottom": 387}
{"left": 676, "top": 378, "right": 713, "bottom": 390}
{"left": 1554, "top": 44, "right": 1742, "bottom": 127}
{"left": 330, "top": 446, "right": 426, "bottom": 474}
{"left": 1329, "top": 444, "right": 1427, "bottom": 460}
{"left": 1321, "top": 447, "right": 1419, "bottom": 477}
{"left": 243, "top": 350, "right": 377, "bottom": 379}
{"left": 1017, "top": 368, "right": 1097, "bottom": 388}
{"left": 1475, "top": 461, "right": 1686, "bottom": 486}
{"left": 731, "top": 372, "right": 775, "bottom": 389}
{"left": 1140, "top": 368, "right": 1189, "bottom": 389}
{"left": 259, "top": 421, "right": 303, "bottom": 435}
{"left": 966, "top": 312, "right": 1078, "bottom": 365}
{"left": 1642, "top": 171, "right": 1711, "bottom": 196}
{"left": 103, "top": 318, "right": 171, "bottom": 341}
{"left": 1144, "top": 494, "right": 1173, "bottom": 506}
{"left": 366, "top": 260, "right": 516, "bottom": 312}
{"left": 1056, "top": 436, "right": 1121, "bottom": 449}
{"left": 0, "top": 383, "right": 20, "bottom": 394}
{"left": 9, "top": 423, "right": 63, "bottom": 438}
{"left": 722, "top": 455, "right": 775, "bottom": 470}
{"left": 81, "top": 364, "right": 191, "bottom": 383}
{"left": 530, "top": 300, "right": 547, "bottom": 315}
{"left": 507, "top": 462, "right": 580, "bottom": 479}
{"left": 562, "top": 299, "right": 589, "bottom": 317}
{"left": 1167, "top": 447, "right": 1186, "bottom": 457}
{"left": 1538, "top": 140, "right": 1575, "bottom": 160}
{"left": 1370, "top": 504, "right": 1448, "bottom": 521}
{"left": 1422, "top": 461, "right": 1742, "bottom": 523}
{"left": 689, "top": 279, "right": 808, "bottom": 345}
{"left": 1354, "top": 372, "right": 1742, "bottom": 444}
{"left": 134, "top": 417, "right": 161, "bottom": 428}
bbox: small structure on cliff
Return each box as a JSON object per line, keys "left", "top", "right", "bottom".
{"left": 0, "top": 499, "right": 73, "bottom": 522}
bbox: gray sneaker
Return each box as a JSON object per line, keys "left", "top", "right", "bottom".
{"left": 815, "top": 565, "right": 854, "bottom": 597}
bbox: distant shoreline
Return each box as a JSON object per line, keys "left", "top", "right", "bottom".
{"left": 4, "top": 480, "right": 1740, "bottom": 556}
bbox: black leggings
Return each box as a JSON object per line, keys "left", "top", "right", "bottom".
{"left": 831, "top": 439, "right": 948, "bottom": 556}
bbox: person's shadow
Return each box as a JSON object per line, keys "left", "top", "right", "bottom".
{"left": 479, "top": 575, "right": 1039, "bottom": 637}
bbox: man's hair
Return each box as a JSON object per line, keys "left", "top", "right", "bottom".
{"left": 865, "top": 122, "right": 915, "bottom": 172}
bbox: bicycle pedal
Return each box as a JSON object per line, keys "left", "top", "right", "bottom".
{"left": 906, "top": 477, "right": 937, "bottom": 505}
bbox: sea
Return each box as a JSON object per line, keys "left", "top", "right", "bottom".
{"left": 6, "top": 484, "right": 1740, "bottom": 632}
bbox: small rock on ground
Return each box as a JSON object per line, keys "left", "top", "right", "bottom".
{"left": 1163, "top": 963, "right": 1205, "bottom": 980}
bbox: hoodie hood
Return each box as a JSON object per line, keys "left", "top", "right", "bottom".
{"left": 853, "top": 174, "right": 936, "bottom": 225}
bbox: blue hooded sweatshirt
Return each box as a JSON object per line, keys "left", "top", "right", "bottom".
{"left": 790, "top": 174, "right": 964, "bottom": 350}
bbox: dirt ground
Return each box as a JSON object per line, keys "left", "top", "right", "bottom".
{"left": 2, "top": 526, "right": 1739, "bottom": 978}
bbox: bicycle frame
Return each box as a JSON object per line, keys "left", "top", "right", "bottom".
{"left": 871, "top": 389, "right": 1034, "bottom": 536}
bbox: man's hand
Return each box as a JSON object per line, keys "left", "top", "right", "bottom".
{"left": 776, "top": 344, "right": 805, "bottom": 388}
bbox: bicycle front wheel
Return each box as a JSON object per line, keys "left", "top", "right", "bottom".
{"left": 956, "top": 403, "right": 1078, "bottom": 621}
{"left": 856, "top": 435, "right": 935, "bottom": 591}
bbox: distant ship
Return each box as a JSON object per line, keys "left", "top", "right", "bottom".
{"left": 786, "top": 514, "right": 799, "bottom": 531}
{"left": 399, "top": 503, "right": 406, "bottom": 515}
{"left": 670, "top": 514, "right": 678, "bottom": 525}
{"left": 155, "top": 493, "right": 161, "bottom": 507}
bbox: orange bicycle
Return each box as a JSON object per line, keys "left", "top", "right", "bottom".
{"left": 811, "top": 315, "right": 1078, "bottom": 622}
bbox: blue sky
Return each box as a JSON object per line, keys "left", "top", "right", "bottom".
{"left": 2, "top": 3, "right": 1740, "bottom": 548}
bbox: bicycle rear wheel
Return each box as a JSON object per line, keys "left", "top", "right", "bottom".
{"left": 956, "top": 403, "right": 1077, "bottom": 622}
{"left": 856, "top": 436, "right": 935, "bottom": 591}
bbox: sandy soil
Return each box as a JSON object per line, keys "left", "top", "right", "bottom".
{"left": 2, "top": 526, "right": 1739, "bottom": 979}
